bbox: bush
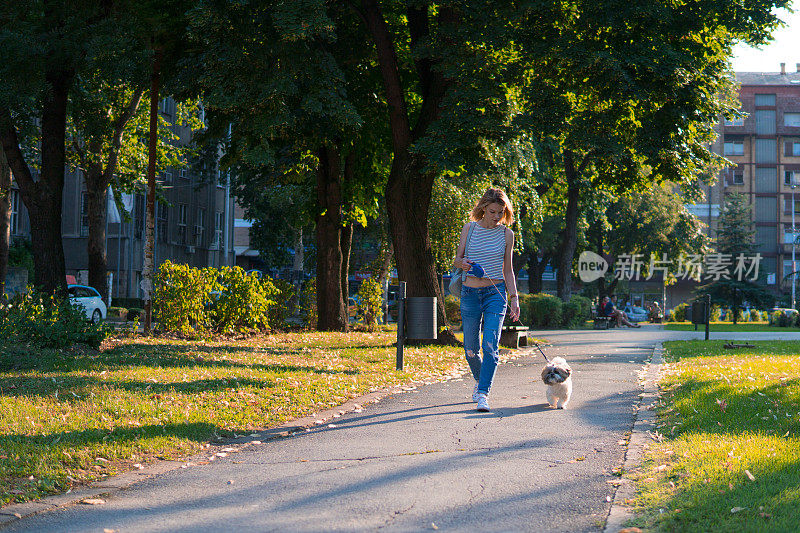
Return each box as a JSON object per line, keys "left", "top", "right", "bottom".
{"left": 127, "top": 308, "right": 143, "bottom": 321}
{"left": 211, "top": 266, "right": 277, "bottom": 334}
{"left": 778, "top": 312, "right": 791, "bottom": 327}
{"left": 749, "top": 309, "right": 761, "bottom": 322}
{"left": 268, "top": 277, "right": 297, "bottom": 330}
{"left": 0, "top": 289, "right": 109, "bottom": 349}
{"left": 300, "top": 278, "right": 317, "bottom": 329}
{"left": 562, "top": 294, "right": 591, "bottom": 328}
{"left": 664, "top": 310, "right": 674, "bottom": 322}
{"left": 527, "top": 293, "right": 563, "bottom": 328}
{"left": 154, "top": 261, "right": 219, "bottom": 337}
{"left": 709, "top": 305, "right": 722, "bottom": 322}
{"left": 518, "top": 293, "right": 535, "bottom": 326}
{"left": 444, "top": 295, "right": 461, "bottom": 325}
{"left": 356, "top": 278, "right": 383, "bottom": 331}
{"left": 770, "top": 310, "right": 782, "bottom": 326}
{"left": 107, "top": 307, "right": 128, "bottom": 320}
{"left": 672, "top": 303, "right": 688, "bottom": 322}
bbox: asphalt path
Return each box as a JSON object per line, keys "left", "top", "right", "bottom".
{"left": 5, "top": 325, "right": 800, "bottom": 532}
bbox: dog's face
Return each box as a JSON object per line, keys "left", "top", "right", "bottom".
{"left": 541, "top": 357, "right": 572, "bottom": 385}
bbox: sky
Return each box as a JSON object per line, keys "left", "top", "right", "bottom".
{"left": 732, "top": 4, "right": 800, "bottom": 72}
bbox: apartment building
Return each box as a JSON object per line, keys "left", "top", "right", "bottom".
{"left": 8, "top": 97, "right": 249, "bottom": 299}
{"left": 690, "top": 65, "right": 800, "bottom": 293}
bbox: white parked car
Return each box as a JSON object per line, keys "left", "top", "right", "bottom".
{"left": 622, "top": 305, "right": 649, "bottom": 323}
{"left": 67, "top": 284, "right": 107, "bottom": 324}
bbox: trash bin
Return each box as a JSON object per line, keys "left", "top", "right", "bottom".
{"left": 405, "top": 297, "right": 437, "bottom": 340}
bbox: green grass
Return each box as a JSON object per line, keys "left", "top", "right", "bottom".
{"left": 629, "top": 340, "right": 800, "bottom": 532}
{"left": 0, "top": 330, "right": 470, "bottom": 505}
{"left": 663, "top": 321, "right": 800, "bottom": 332}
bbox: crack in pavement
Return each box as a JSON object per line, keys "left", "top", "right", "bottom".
{"left": 377, "top": 501, "right": 416, "bottom": 530}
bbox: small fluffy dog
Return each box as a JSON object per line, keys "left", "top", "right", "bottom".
{"left": 541, "top": 357, "right": 573, "bottom": 409}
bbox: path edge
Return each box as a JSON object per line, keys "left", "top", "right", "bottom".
{"left": 603, "top": 342, "right": 665, "bottom": 533}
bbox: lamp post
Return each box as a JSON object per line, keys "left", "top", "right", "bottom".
{"left": 793, "top": 178, "right": 797, "bottom": 310}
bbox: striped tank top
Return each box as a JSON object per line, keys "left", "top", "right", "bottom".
{"left": 466, "top": 223, "right": 506, "bottom": 280}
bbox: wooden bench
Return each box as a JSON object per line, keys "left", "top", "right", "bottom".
{"left": 500, "top": 325, "right": 529, "bottom": 349}
{"left": 592, "top": 308, "right": 618, "bottom": 329}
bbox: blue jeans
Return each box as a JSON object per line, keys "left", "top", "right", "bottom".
{"left": 461, "top": 282, "right": 507, "bottom": 395}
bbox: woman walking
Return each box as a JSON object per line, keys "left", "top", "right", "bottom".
{"left": 453, "top": 188, "right": 520, "bottom": 411}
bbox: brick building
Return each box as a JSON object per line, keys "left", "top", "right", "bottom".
{"left": 695, "top": 65, "right": 800, "bottom": 289}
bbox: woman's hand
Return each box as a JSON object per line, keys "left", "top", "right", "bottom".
{"left": 508, "top": 299, "right": 521, "bottom": 322}
{"left": 456, "top": 259, "right": 473, "bottom": 271}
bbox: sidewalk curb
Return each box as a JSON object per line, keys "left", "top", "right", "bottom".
{"left": 0, "top": 346, "right": 532, "bottom": 529}
{"left": 603, "top": 342, "right": 665, "bottom": 533}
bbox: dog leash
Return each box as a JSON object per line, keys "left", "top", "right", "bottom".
{"left": 465, "top": 264, "right": 550, "bottom": 364}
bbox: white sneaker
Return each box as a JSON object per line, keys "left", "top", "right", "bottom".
{"left": 476, "top": 393, "right": 490, "bottom": 412}
{"left": 472, "top": 380, "right": 480, "bottom": 402}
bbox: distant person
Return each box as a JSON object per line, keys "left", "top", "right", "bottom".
{"left": 649, "top": 301, "right": 663, "bottom": 322}
{"left": 609, "top": 294, "right": 640, "bottom": 328}
{"left": 597, "top": 296, "right": 613, "bottom": 317}
{"left": 453, "top": 187, "right": 520, "bottom": 412}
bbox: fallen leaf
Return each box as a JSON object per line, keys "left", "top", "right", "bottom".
{"left": 745, "top": 470, "right": 755, "bottom": 481}
{"left": 81, "top": 498, "right": 106, "bottom": 505}
{"left": 731, "top": 507, "right": 746, "bottom": 513}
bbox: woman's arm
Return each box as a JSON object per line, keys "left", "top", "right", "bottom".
{"left": 453, "top": 222, "right": 473, "bottom": 271}
{"left": 504, "top": 227, "right": 520, "bottom": 320}
{"left": 503, "top": 227, "right": 518, "bottom": 295}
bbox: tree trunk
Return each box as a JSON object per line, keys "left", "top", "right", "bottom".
{"left": 0, "top": 149, "right": 10, "bottom": 296}
{"left": 529, "top": 252, "right": 549, "bottom": 294}
{"left": 143, "top": 48, "right": 162, "bottom": 333}
{"left": 362, "top": 0, "right": 456, "bottom": 343}
{"left": 556, "top": 150, "right": 581, "bottom": 301}
{"left": 27, "top": 67, "right": 73, "bottom": 295}
{"left": 85, "top": 86, "right": 144, "bottom": 302}
{"left": 315, "top": 145, "right": 347, "bottom": 331}
{"left": 292, "top": 226, "right": 304, "bottom": 288}
{"left": 85, "top": 166, "right": 108, "bottom": 300}
{"left": 341, "top": 221, "right": 353, "bottom": 303}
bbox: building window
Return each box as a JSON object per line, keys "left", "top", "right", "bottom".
{"left": 195, "top": 207, "right": 205, "bottom": 246}
{"left": 784, "top": 197, "right": 800, "bottom": 214}
{"left": 755, "top": 109, "right": 776, "bottom": 135}
{"left": 161, "top": 170, "right": 173, "bottom": 183}
{"left": 786, "top": 171, "right": 799, "bottom": 186}
{"left": 214, "top": 211, "right": 223, "bottom": 249}
{"left": 755, "top": 196, "right": 777, "bottom": 222}
{"left": 755, "top": 93, "right": 776, "bottom": 106}
{"left": 784, "top": 225, "right": 800, "bottom": 244}
{"left": 729, "top": 169, "right": 744, "bottom": 185}
{"left": 755, "top": 138, "right": 777, "bottom": 163}
{"left": 134, "top": 194, "right": 144, "bottom": 239}
{"left": 724, "top": 141, "right": 744, "bottom": 156}
{"left": 159, "top": 97, "right": 176, "bottom": 117}
{"left": 9, "top": 189, "right": 19, "bottom": 235}
{"left": 179, "top": 168, "right": 188, "bottom": 180}
{"left": 177, "top": 204, "right": 187, "bottom": 245}
{"left": 80, "top": 192, "right": 89, "bottom": 237}
{"left": 157, "top": 203, "right": 168, "bottom": 242}
{"left": 724, "top": 116, "right": 744, "bottom": 126}
{"left": 785, "top": 113, "right": 800, "bottom": 127}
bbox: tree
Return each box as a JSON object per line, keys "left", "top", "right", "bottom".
{"left": 68, "top": 74, "right": 202, "bottom": 301}
{"left": 599, "top": 184, "right": 709, "bottom": 297}
{"left": 357, "top": 1, "right": 523, "bottom": 342}
{"left": 696, "top": 193, "right": 775, "bottom": 320}
{"left": 0, "top": 1, "right": 134, "bottom": 294}
{"left": 514, "top": 0, "right": 788, "bottom": 301}
{"left": 188, "top": 0, "right": 382, "bottom": 331}
{"left": 0, "top": 149, "right": 10, "bottom": 295}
